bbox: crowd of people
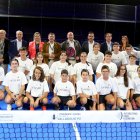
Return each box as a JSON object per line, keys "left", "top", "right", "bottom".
{"left": 0, "top": 29, "right": 140, "bottom": 111}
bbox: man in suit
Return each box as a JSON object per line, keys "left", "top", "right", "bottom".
{"left": 101, "top": 33, "right": 113, "bottom": 55}
{"left": 82, "top": 31, "right": 97, "bottom": 54}
{"left": 0, "top": 29, "right": 10, "bottom": 74}
{"left": 9, "top": 30, "right": 28, "bottom": 60}
{"left": 61, "top": 32, "right": 81, "bottom": 65}
{"left": 42, "top": 32, "right": 61, "bottom": 67}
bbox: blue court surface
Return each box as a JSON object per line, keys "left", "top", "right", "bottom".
{"left": 0, "top": 111, "right": 139, "bottom": 140}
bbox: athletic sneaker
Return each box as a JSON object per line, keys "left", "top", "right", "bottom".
{"left": 17, "top": 107, "right": 23, "bottom": 110}
{"left": 80, "top": 106, "right": 86, "bottom": 111}
{"left": 7, "top": 104, "right": 12, "bottom": 110}
{"left": 30, "top": 106, "right": 34, "bottom": 110}
{"left": 42, "top": 106, "right": 47, "bottom": 110}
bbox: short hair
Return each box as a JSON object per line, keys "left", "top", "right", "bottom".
{"left": 19, "top": 47, "right": 27, "bottom": 51}
{"left": 137, "top": 66, "right": 140, "bottom": 71}
{"left": 129, "top": 54, "right": 137, "bottom": 59}
{"left": 16, "top": 30, "right": 23, "bottom": 34}
{"left": 126, "top": 44, "right": 132, "bottom": 48}
{"left": 48, "top": 32, "right": 55, "bottom": 37}
{"left": 0, "top": 29, "right": 6, "bottom": 34}
{"left": 81, "top": 69, "right": 89, "bottom": 75}
{"left": 101, "top": 65, "right": 110, "bottom": 71}
{"left": 32, "top": 66, "right": 45, "bottom": 82}
{"left": 10, "top": 58, "right": 19, "bottom": 65}
{"left": 88, "top": 31, "right": 94, "bottom": 35}
{"left": 105, "top": 33, "right": 112, "bottom": 37}
{"left": 61, "top": 69, "right": 68, "bottom": 75}
{"left": 113, "top": 42, "right": 120, "bottom": 46}
{"left": 93, "top": 43, "right": 101, "bottom": 48}
{"left": 105, "top": 50, "right": 112, "bottom": 56}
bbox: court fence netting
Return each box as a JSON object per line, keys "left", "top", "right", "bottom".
{"left": 0, "top": 111, "right": 140, "bottom": 140}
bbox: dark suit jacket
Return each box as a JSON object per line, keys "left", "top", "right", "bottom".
{"left": 82, "top": 41, "right": 97, "bottom": 54}
{"left": 61, "top": 40, "right": 81, "bottom": 58}
{"left": 42, "top": 41, "right": 61, "bottom": 64}
{"left": 9, "top": 39, "right": 28, "bottom": 60}
{"left": 100, "top": 42, "right": 113, "bottom": 55}
{"left": 3, "top": 38, "right": 10, "bottom": 64}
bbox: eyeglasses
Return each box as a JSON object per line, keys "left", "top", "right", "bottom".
{"left": 120, "top": 69, "right": 126, "bottom": 70}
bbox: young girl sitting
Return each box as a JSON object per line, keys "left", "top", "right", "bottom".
{"left": 24, "top": 66, "right": 49, "bottom": 110}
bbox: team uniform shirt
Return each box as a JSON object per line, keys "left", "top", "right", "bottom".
{"left": 96, "top": 77, "right": 118, "bottom": 95}
{"left": 132, "top": 77, "right": 140, "bottom": 94}
{"left": 0, "top": 67, "right": 5, "bottom": 90}
{"left": 126, "top": 64, "right": 138, "bottom": 80}
{"left": 76, "top": 80, "right": 97, "bottom": 96}
{"left": 114, "top": 76, "right": 133, "bottom": 99}
{"left": 16, "top": 57, "right": 33, "bottom": 81}
{"left": 0, "top": 67, "right": 4, "bottom": 82}
{"left": 30, "top": 63, "right": 49, "bottom": 77}
{"left": 87, "top": 51, "right": 104, "bottom": 71}
{"left": 74, "top": 62, "right": 94, "bottom": 81}
{"left": 111, "top": 51, "right": 127, "bottom": 67}
{"left": 3, "top": 71, "right": 27, "bottom": 95}
{"left": 49, "top": 61, "right": 74, "bottom": 83}
{"left": 122, "top": 50, "right": 140, "bottom": 64}
{"left": 54, "top": 80, "right": 75, "bottom": 97}
{"left": 26, "top": 79, "right": 49, "bottom": 97}
{"left": 96, "top": 62, "right": 117, "bottom": 78}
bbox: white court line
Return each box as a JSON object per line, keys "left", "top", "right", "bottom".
{"left": 72, "top": 123, "right": 81, "bottom": 140}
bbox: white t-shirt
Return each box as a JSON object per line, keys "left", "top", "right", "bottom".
{"left": 76, "top": 80, "right": 97, "bottom": 96}
{"left": 3, "top": 71, "right": 27, "bottom": 95}
{"left": 96, "top": 62, "right": 117, "bottom": 78}
{"left": 16, "top": 57, "right": 33, "bottom": 81}
{"left": 114, "top": 76, "right": 133, "bottom": 99}
{"left": 96, "top": 77, "right": 118, "bottom": 95}
{"left": 54, "top": 80, "right": 75, "bottom": 96}
{"left": 87, "top": 51, "right": 104, "bottom": 71}
{"left": 49, "top": 61, "right": 74, "bottom": 83}
{"left": 132, "top": 77, "right": 140, "bottom": 94}
{"left": 26, "top": 79, "right": 49, "bottom": 97}
{"left": 126, "top": 64, "right": 138, "bottom": 80}
{"left": 30, "top": 63, "right": 49, "bottom": 77}
{"left": 0, "top": 67, "right": 4, "bottom": 82}
{"left": 74, "top": 62, "right": 94, "bottom": 81}
{"left": 111, "top": 51, "right": 127, "bottom": 67}
{"left": 122, "top": 50, "right": 140, "bottom": 64}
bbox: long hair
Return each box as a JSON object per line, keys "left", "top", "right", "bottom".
{"left": 80, "top": 52, "right": 90, "bottom": 66}
{"left": 34, "top": 52, "right": 44, "bottom": 66}
{"left": 116, "top": 65, "right": 128, "bottom": 87}
{"left": 32, "top": 66, "right": 45, "bottom": 82}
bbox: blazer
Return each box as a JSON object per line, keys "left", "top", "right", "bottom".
{"left": 42, "top": 41, "right": 61, "bottom": 64}
{"left": 82, "top": 41, "right": 97, "bottom": 54}
{"left": 9, "top": 39, "right": 28, "bottom": 60}
{"left": 100, "top": 42, "right": 113, "bottom": 55}
{"left": 3, "top": 38, "right": 10, "bottom": 64}
{"left": 28, "top": 41, "right": 44, "bottom": 59}
{"left": 61, "top": 40, "right": 81, "bottom": 57}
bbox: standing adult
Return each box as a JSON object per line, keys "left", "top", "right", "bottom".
{"left": 82, "top": 31, "right": 97, "bottom": 54}
{"left": 101, "top": 33, "right": 113, "bottom": 55}
{"left": 28, "top": 32, "right": 44, "bottom": 60}
{"left": 0, "top": 29, "right": 10, "bottom": 74}
{"left": 9, "top": 30, "right": 28, "bottom": 60}
{"left": 61, "top": 32, "right": 81, "bottom": 65}
{"left": 42, "top": 32, "right": 61, "bottom": 67}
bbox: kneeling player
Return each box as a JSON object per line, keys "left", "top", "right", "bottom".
{"left": 51, "top": 69, "right": 76, "bottom": 110}
{"left": 96, "top": 65, "right": 117, "bottom": 110}
{"left": 76, "top": 69, "right": 97, "bottom": 110}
